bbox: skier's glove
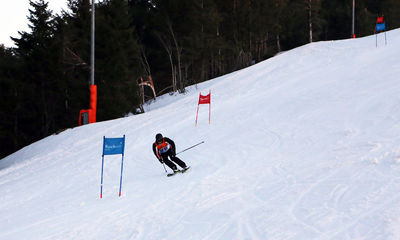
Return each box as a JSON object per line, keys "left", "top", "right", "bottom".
{"left": 171, "top": 150, "right": 176, "bottom": 157}
{"left": 158, "top": 158, "right": 164, "bottom": 164}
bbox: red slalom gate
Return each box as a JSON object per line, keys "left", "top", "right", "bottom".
{"left": 195, "top": 90, "right": 211, "bottom": 126}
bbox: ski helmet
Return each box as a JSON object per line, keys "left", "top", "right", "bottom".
{"left": 155, "top": 133, "right": 163, "bottom": 143}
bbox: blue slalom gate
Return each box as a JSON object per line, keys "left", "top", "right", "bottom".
{"left": 100, "top": 135, "right": 125, "bottom": 198}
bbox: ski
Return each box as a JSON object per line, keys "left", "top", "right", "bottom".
{"left": 181, "top": 166, "right": 191, "bottom": 173}
{"left": 167, "top": 171, "right": 180, "bottom": 177}
{"left": 166, "top": 167, "right": 190, "bottom": 177}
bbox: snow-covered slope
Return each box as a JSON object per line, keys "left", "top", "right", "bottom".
{"left": 1, "top": 30, "right": 400, "bottom": 240}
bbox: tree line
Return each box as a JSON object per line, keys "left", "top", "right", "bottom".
{"left": 1, "top": 0, "right": 399, "bottom": 159}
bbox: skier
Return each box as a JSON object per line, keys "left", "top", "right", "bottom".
{"left": 152, "top": 133, "right": 189, "bottom": 174}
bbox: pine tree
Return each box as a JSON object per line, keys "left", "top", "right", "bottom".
{"left": 62, "top": 0, "right": 93, "bottom": 124}
{"left": 0, "top": 46, "right": 23, "bottom": 158}
{"left": 95, "top": 0, "right": 142, "bottom": 120}
{"left": 12, "top": 0, "right": 63, "bottom": 138}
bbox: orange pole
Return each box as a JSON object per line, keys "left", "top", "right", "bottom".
{"left": 89, "top": 85, "right": 97, "bottom": 123}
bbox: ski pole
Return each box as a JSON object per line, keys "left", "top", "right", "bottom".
{"left": 162, "top": 162, "right": 167, "bottom": 172}
{"left": 176, "top": 141, "right": 205, "bottom": 155}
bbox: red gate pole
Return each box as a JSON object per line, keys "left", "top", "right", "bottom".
{"left": 208, "top": 90, "right": 211, "bottom": 124}
{"left": 195, "top": 93, "right": 200, "bottom": 126}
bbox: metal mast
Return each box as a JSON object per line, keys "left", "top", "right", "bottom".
{"left": 352, "top": 0, "right": 355, "bottom": 38}
{"left": 90, "top": 0, "right": 95, "bottom": 85}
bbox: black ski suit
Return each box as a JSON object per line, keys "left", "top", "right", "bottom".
{"left": 152, "top": 137, "right": 187, "bottom": 171}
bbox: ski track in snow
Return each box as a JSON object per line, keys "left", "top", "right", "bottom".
{"left": 1, "top": 30, "right": 400, "bottom": 239}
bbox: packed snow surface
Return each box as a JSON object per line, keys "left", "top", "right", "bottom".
{"left": 1, "top": 30, "right": 400, "bottom": 240}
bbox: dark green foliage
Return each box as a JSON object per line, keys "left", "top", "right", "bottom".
{"left": 11, "top": 0, "right": 64, "bottom": 149}
{"left": 0, "top": 0, "right": 399, "bottom": 159}
{"left": 0, "top": 46, "right": 22, "bottom": 158}
{"left": 95, "top": 0, "right": 141, "bottom": 120}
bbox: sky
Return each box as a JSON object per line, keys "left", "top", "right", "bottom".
{"left": 0, "top": 0, "right": 69, "bottom": 47}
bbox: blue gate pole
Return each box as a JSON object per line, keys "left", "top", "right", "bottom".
{"left": 118, "top": 135, "right": 125, "bottom": 197}
{"left": 100, "top": 155, "right": 105, "bottom": 198}
{"left": 119, "top": 154, "right": 124, "bottom": 197}
{"left": 100, "top": 136, "right": 105, "bottom": 198}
